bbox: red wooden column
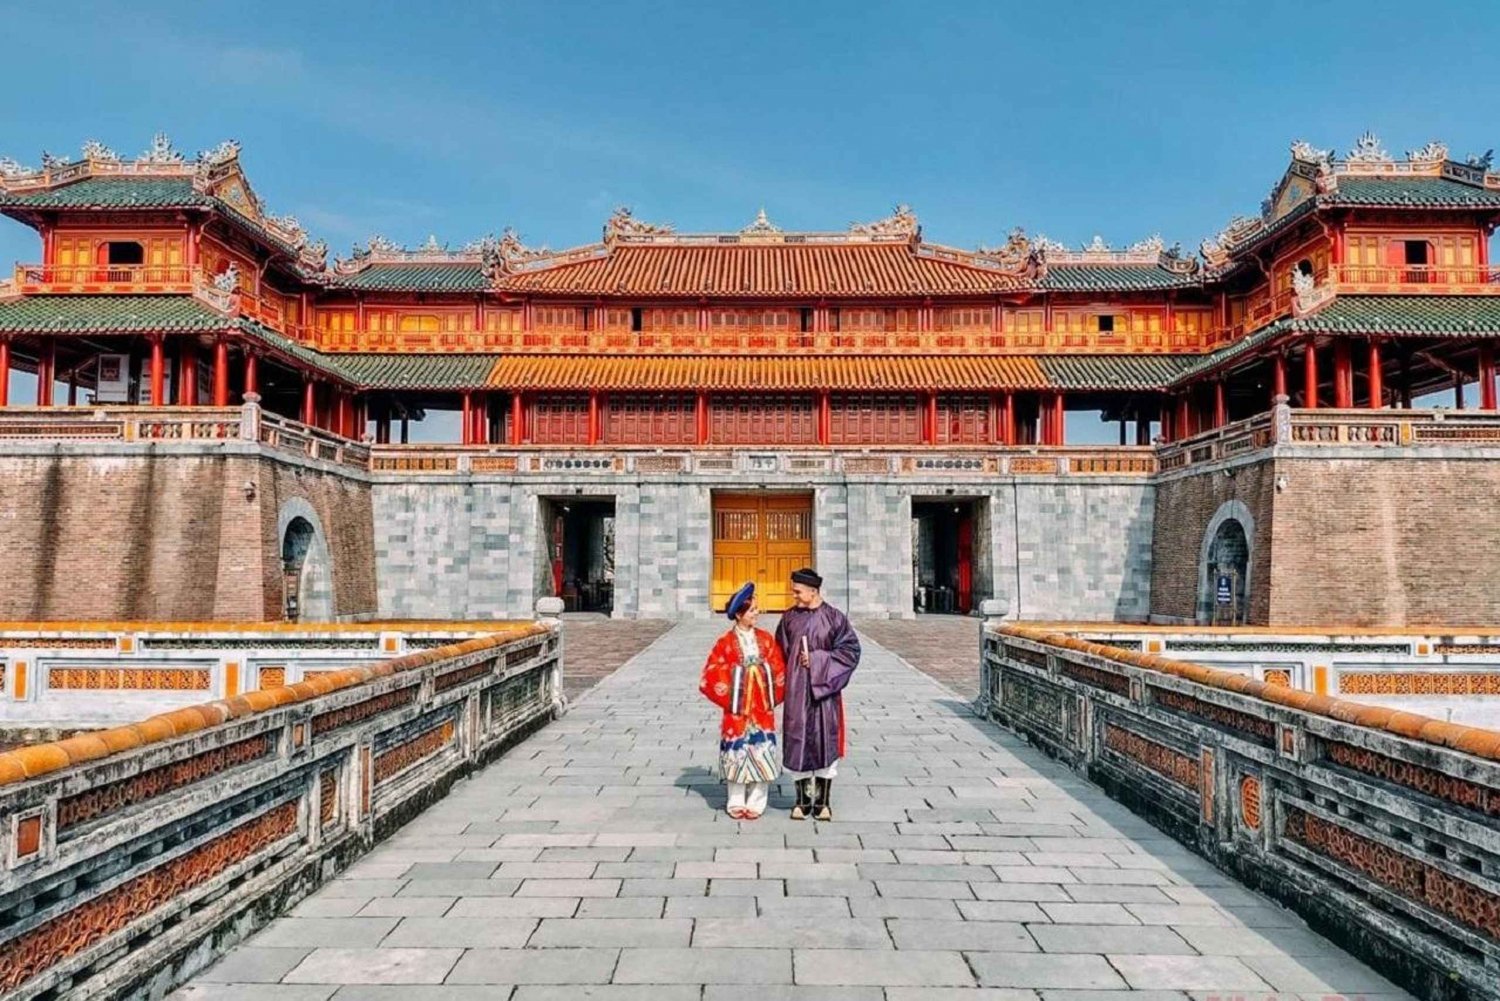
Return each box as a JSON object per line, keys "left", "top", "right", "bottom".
{"left": 1001, "top": 391, "right": 1016, "bottom": 446}
{"left": 1455, "top": 371, "right": 1467, "bottom": 410}
{"left": 212, "top": 338, "right": 230, "bottom": 407}
{"left": 923, "top": 393, "right": 938, "bottom": 445}
{"left": 1175, "top": 393, "right": 1191, "bottom": 438}
{"left": 1213, "top": 380, "right": 1227, "bottom": 428}
{"left": 510, "top": 393, "right": 525, "bottom": 445}
{"left": 36, "top": 340, "right": 54, "bottom": 406}
{"left": 817, "top": 391, "right": 830, "bottom": 446}
{"left": 302, "top": 379, "right": 317, "bottom": 426}
{"left": 1332, "top": 340, "right": 1353, "bottom": 408}
{"left": 1303, "top": 341, "right": 1319, "bottom": 409}
{"left": 180, "top": 340, "right": 198, "bottom": 406}
{"left": 460, "top": 392, "right": 473, "bottom": 445}
{"left": 1367, "top": 341, "right": 1384, "bottom": 409}
{"left": 1052, "top": 392, "right": 1065, "bottom": 445}
{"left": 695, "top": 392, "right": 708, "bottom": 445}
{"left": 150, "top": 336, "right": 165, "bottom": 406}
{"left": 1272, "top": 353, "right": 1287, "bottom": 403}
{"left": 586, "top": 392, "right": 599, "bottom": 446}
{"left": 1160, "top": 398, "right": 1173, "bottom": 443}
{"left": 1479, "top": 343, "right": 1498, "bottom": 410}
{"left": 0, "top": 338, "right": 9, "bottom": 407}
{"left": 243, "top": 350, "right": 259, "bottom": 400}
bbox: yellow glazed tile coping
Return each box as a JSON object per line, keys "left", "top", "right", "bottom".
{"left": 0, "top": 623, "right": 547, "bottom": 788}
{"left": 998, "top": 625, "right": 1500, "bottom": 762}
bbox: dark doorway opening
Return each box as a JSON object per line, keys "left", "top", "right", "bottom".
{"left": 912, "top": 499, "right": 979, "bottom": 614}
{"left": 544, "top": 497, "right": 616, "bottom": 613}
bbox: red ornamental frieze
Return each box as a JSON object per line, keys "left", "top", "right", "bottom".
{"left": 1060, "top": 659, "right": 1130, "bottom": 696}
{"left": 57, "top": 734, "right": 273, "bottom": 832}
{"left": 311, "top": 685, "right": 418, "bottom": 737}
{"left": 48, "top": 666, "right": 211, "bottom": 691}
{"left": 1326, "top": 741, "right": 1500, "bottom": 818}
{"left": 1284, "top": 807, "right": 1500, "bottom": 939}
{"left": 373, "top": 720, "right": 455, "bottom": 784}
{"left": 505, "top": 645, "right": 543, "bottom": 668}
{"left": 1150, "top": 685, "right": 1278, "bottom": 744}
{"left": 1103, "top": 723, "right": 1201, "bottom": 792}
{"left": 319, "top": 768, "right": 339, "bottom": 828}
{"left": 433, "top": 658, "right": 494, "bottom": 694}
{"left": 0, "top": 800, "right": 299, "bottom": 994}
{"left": 1003, "top": 644, "right": 1050, "bottom": 671}
{"left": 1240, "top": 775, "right": 1263, "bottom": 830}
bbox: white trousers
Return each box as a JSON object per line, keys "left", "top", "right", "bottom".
{"left": 787, "top": 759, "right": 839, "bottom": 780}
{"left": 726, "top": 781, "right": 770, "bottom": 815}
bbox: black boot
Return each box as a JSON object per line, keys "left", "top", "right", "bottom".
{"left": 813, "top": 778, "right": 833, "bottom": 821}
{"left": 790, "top": 778, "right": 814, "bottom": 820}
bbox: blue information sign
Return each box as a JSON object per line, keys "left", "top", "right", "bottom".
{"left": 1215, "top": 574, "right": 1233, "bottom": 605}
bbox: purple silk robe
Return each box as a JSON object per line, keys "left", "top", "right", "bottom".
{"left": 775, "top": 602, "right": 861, "bottom": 772}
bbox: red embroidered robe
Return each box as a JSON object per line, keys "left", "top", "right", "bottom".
{"left": 699, "top": 627, "right": 787, "bottom": 742}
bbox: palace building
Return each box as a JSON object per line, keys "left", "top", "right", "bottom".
{"left": 1, "top": 133, "right": 1498, "bottom": 624}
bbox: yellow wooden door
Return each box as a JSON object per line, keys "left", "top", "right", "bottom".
{"left": 711, "top": 492, "right": 813, "bottom": 612}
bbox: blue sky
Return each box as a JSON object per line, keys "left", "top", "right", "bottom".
{"left": 2, "top": 1, "right": 1494, "bottom": 264}
{"left": 0, "top": 2, "right": 1492, "bottom": 432}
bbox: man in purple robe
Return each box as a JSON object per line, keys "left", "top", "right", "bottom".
{"left": 775, "top": 567, "right": 861, "bottom": 820}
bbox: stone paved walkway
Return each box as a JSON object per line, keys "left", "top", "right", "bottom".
{"left": 174, "top": 621, "right": 1414, "bottom": 1001}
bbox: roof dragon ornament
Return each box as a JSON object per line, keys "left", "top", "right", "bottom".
{"left": 848, "top": 204, "right": 919, "bottom": 239}
{"left": 605, "top": 206, "right": 674, "bottom": 242}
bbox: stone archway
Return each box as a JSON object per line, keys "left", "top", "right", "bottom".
{"left": 1197, "top": 500, "right": 1253, "bottom": 624}
{"left": 278, "top": 499, "right": 334, "bottom": 621}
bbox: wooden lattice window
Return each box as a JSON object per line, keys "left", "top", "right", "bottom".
{"left": 936, "top": 394, "right": 992, "bottom": 445}
{"left": 829, "top": 393, "right": 921, "bottom": 445}
{"left": 530, "top": 394, "right": 591, "bottom": 445}
{"left": 603, "top": 394, "right": 695, "bottom": 445}
{"left": 710, "top": 394, "right": 817, "bottom": 445}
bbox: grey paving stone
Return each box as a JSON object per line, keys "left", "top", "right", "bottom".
{"left": 516, "top": 878, "right": 621, "bottom": 897}
{"left": 1038, "top": 902, "right": 1141, "bottom": 924}
{"left": 401, "top": 862, "right": 498, "bottom": 880}
{"left": 969, "top": 952, "right": 1127, "bottom": 989}
{"left": 885, "top": 991, "right": 1040, "bottom": 1001}
{"left": 530, "top": 917, "right": 692, "bottom": 947}
{"left": 382, "top": 916, "right": 536, "bottom": 947}
{"left": 576, "top": 896, "right": 665, "bottom": 918}
{"left": 695, "top": 918, "right": 891, "bottom": 949}
{"left": 253, "top": 918, "right": 400, "bottom": 949}
{"left": 849, "top": 897, "right": 963, "bottom": 919}
{"left": 1109, "top": 954, "right": 1273, "bottom": 991}
{"left": 1031, "top": 924, "right": 1195, "bottom": 955}
{"left": 887, "top": 919, "right": 1036, "bottom": 952}
{"left": 665, "top": 896, "right": 758, "bottom": 918}
{"left": 170, "top": 988, "right": 335, "bottom": 1001}
{"left": 357, "top": 897, "right": 456, "bottom": 918}
{"left": 292, "top": 897, "right": 371, "bottom": 918}
{"left": 792, "top": 949, "right": 973, "bottom": 986}
{"left": 614, "top": 947, "right": 792, "bottom": 984}
{"left": 196, "top": 947, "right": 310, "bottom": 983}
{"left": 754, "top": 896, "right": 853, "bottom": 919}
{"left": 1239, "top": 953, "right": 1407, "bottom": 994}
{"left": 395, "top": 879, "right": 521, "bottom": 898}
{"left": 330, "top": 989, "right": 518, "bottom": 1000}
{"left": 705, "top": 989, "right": 883, "bottom": 1001}
{"left": 514, "top": 988, "right": 701, "bottom": 1001}
{"left": 284, "top": 948, "right": 461, "bottom": 985}
{"left": 446, "top": 947, "right": 620, "bottom": 984}
{"left": 447, "top": 896, "right": 578, "bottom": 918}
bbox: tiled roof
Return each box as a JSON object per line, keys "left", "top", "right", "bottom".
{"left": 0, "top": 176, "right": 208, "bottom": 209}
{"left": 1326, "top": 177, "right": 1500, "bottom": 208}
{"left": 497, "top": 244, "right": 1030, "bottom": 297}
{"left": 1038, "top": 355, "right": 1196, "bottom": 390}
{"left": 329, "top": 264, "right": 489, "bottom": 292}
{"left": 1039, "top": 264, "right": 1199, "bottom": 292}
{"left": 0, "top": 295, "right": 229, "bottom": 332}
{"left": 1293, "top": 295, "right": 1500, "bottom": 335}
{"left": 1172, "top": 295, "right": 1500, "bottom": 383}
{"left": 237, "top": 319, "right": 351, "bottom": 383}
{"left": 338, "top": 354, "right": 499, "bottom": 390}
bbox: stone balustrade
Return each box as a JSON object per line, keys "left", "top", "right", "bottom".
{"left": 1157, "top": 404, "right": 1500, "bottom": 472}
{"left": 0, "top": 612, "right": 564, "bottom": 1001}
{"left": 980, "top": 618, "right": 1500, "bottom": 999}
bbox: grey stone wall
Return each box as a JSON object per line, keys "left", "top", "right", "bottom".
{"left": 374, "top": 474, "right": 1153, "bottom": 622}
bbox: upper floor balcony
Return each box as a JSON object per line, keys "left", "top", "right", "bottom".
{"left": 8, "top": 262, "right": 197, "bottom": 295}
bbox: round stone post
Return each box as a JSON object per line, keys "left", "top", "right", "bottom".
{"left": 536, "top": 597, "right": 567, "bottom": 717}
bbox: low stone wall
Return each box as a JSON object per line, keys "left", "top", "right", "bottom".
{"left": 0, "top": 618, "right": 564, "bottom": 1001}
{"left": 981, "top": 623, "right": 1500, "bottom": 1001}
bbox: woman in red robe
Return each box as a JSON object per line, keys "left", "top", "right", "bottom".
{"left": 699, "top": 582, "right": 787, "bottom": 820}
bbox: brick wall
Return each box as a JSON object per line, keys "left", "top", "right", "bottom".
{"left": 1150, "top": 459, "right": 1276, "bottom": 624}
{"left": 0, "top": 449, "right": 375, "bottom": 622}
{"left": 1267, "top": 456, "right": 1500, "bottom": 627}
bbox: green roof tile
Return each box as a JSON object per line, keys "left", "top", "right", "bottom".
{"left": 0, "top": 295, "right": 228, "bottom": 332}
{"left": 336, "top": 353, "right": 497, "bottom": 389}
{"left": 0, "top": 176, "right": 208, "bottom": 209}
{"left": 1040, "top": 265, "right": 1199, "bottom": 292}
{"left": 1293, "top": 295, "right": 1500, "bottom": 335}
{"left": 1326, "top": 176, "right": 1500, "bottom": 208}
{"left": 329, "top": 263, "right": 489, "bottom": 292}
{"left": 1037, "top": 355, "right": 1195, "bottom": 390}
